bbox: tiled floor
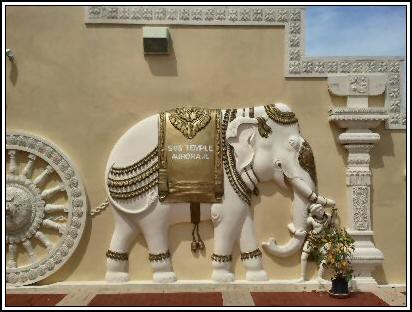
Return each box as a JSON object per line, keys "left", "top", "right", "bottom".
{"left": 251, "top": 291, "right": 388, "bottom": 306}
{"left": 88, "top": 292, "right": 223, "bottom": 306}
{"left": 6, "top": 294, "right": 67, "bottom": 307}
{"left": 5, "top": 290, "right": 403, "bottom": 307}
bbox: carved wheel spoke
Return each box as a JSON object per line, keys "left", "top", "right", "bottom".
{"left": 6, "top": 132, "right": 87, "bottom": 286}
{"left": 7, "top": 244, "right": 18, "bottom": 268}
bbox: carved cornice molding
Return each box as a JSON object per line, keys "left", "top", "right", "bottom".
{"left": 329, "top": 107, "right": 387, "bottom": 114}
{"left": 339, "top": 132, "right": 381, "bottom": 145}
{"left": 329, "top": 106, "right": 389, "bottom": 130}
{"left": 84, "top": 5, "right": 405, "bottom": 130}
{"left": 329, "top": 109, "right": 388, "bottom": 120}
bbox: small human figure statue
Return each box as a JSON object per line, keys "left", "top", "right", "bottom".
{"left": 298, "top": 202, "right": 338, "bottom": 282}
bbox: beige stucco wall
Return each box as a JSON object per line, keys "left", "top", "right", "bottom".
{"left": 5, "top": 6, "right": 406, "bottom": 284}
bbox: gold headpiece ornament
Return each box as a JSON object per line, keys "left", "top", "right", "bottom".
{"left": 264, "top": 104, "right": 298, "bottom": 125}
{"left": 256, "top": 117, "right": 272, "bottom": 138}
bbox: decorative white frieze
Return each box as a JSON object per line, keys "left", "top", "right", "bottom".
{"left": 85, "top": 6, "right": 303, "bottom": 25}
{"left": 84, "top": 6, "right": 405, "bottom": 130}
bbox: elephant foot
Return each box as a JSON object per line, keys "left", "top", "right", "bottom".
{"left": 246, "top": 270, "right": 268, "bottom": 282}
{"left": 106, "top": 258, "right": 129, "bottom": 283}
{"left": 211, "top": 258, "right": 234, "bottom": 282}
{"left": 150, "top": 256, "right": 176, "bottom": 283}
{"left": 153, "top": 271, "right": 177, "bottom": 283}
{"left": 105, "top": 271, "right": 129, "bottom": 283}
{"left": 212, "top": 270, "right": 235, "bottom": 283}
{"left": 242, "top": 256, "right": 268, "bottom": 281}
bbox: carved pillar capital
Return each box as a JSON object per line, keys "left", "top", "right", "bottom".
{"left": 328, "top": 74, "right": 386, "bottom": 97}
{"left": 328, "top": 74, "right": 387, "bottom": 108}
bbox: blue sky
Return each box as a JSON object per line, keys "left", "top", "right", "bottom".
{"left": 305, "top": 6, "right": 406, "bottom": 57}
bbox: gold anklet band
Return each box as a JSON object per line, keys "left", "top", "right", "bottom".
{"left": 211, "top": 253, "right": 232, "bottom": 263}
{"left": 148, "top": 250, "right": 171, "bottom": 262}
{"left": 106, "top": 249, "right": 128, "bottom": 261}
{"left": 240, "top": 248, "right": 262, "bottom": 261}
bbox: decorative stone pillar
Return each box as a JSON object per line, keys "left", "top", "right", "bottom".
{"left": 328, "top": 74, "right": 389, "bottom": 289}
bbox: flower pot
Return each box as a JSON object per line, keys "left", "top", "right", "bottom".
{"left": 329, "top": 277, "right": 350, "bottom": 298}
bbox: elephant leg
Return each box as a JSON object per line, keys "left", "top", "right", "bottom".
{"left": 211, "top": 204, "right": 243, "bottom": 282}
{"left": 139, "top": 218, "right": 176, "bottom": 283}
{"left": 317, "top": 245, "right": 329, "bottom": 283}
{"left": 298, "top": 251, "right": 309, "bottom": 282}
{"left": 239, "top": 212, "right": 268, "bottom": 281}
{"left": 106, "top": 209, "right": 138, "bottom": 283}
{"left": 318, "top": 260, "right": 326, "bottom": 279}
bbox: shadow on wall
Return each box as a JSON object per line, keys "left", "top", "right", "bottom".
{"left": 369, "top": 125, "right": 397, "bottom": 233}
{"left": 370, "top": 126, "right": 400, "bottom": 285}
{"left": 9, "top": 61, "right": 18, "bottom": 85}
{"left": 144, "top": 39, "right": 178, "bottom": 77}
{"left": 330, "top": 94, "right": 386, "bottom": 108}
{"left": 374, "top": 264, "right": 389, "bottom": 285}
{"left": 328, "top": 121, "right": 400, "bottom": 285}
{"left": 370, "top": 125, "right": 398, "bottom": 169}
{"left": 328, "top": 122, "right": 346, "bottom": 169}
{"left": 330, "top": 94, "right": 347, "bottom": 107}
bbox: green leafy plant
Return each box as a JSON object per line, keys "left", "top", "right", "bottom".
{"left": 307, "top": 224, "right": 355, "bottom": 281}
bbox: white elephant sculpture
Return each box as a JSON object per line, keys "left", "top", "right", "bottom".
{"left": 104, "top": 104, "right": 335, "bottom": 283}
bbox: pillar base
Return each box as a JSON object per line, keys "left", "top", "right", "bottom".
{"left": 348, "top": 230, "right": 383, "bottom": 290}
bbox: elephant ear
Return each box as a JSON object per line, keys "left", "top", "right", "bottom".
{"left": 226, "top": 117, "right": 258, "bottom": 171}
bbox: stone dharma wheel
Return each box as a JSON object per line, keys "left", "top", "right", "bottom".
{"left": 6, "top": 132, "right": 88, "bottom": 286}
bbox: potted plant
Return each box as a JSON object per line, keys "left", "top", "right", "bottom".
{"left": 307, "top": 218, "right": 355, "bottom": 297}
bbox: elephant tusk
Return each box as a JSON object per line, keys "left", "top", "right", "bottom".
{"left": 261, "top": 237, "right": 277, "bottom": 250}
{"left": 262, "top": 234, "right": 306, "bottom": 258}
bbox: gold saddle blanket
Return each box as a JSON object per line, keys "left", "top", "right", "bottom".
{"left": 158, "top": 107, "right": 224, "bottom": 203}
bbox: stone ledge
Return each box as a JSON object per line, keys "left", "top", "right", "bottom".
{"left": 6, "top": 280, "right": 406, "bottom": 294}
{"left": 7, "top": 280, "right": 332, "bottom": 293}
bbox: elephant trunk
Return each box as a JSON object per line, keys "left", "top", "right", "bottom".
{"left": 262, "top": 185, "right": 311, "bottom": 257}
{"left": 262, "top": 135, "right": 320, "bottom": 257}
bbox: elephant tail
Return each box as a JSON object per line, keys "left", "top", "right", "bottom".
{"left": 89, "top": 198, "right": 111, "bottom": 217}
